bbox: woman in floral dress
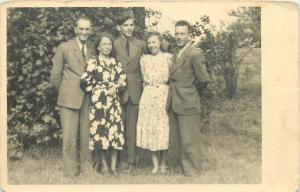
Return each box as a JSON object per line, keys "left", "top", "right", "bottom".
{"left": 136, "top": 31, "right": 172, "bottom": 174}
{"left": 80, "top": 33, "right": 126, "bottom": 174}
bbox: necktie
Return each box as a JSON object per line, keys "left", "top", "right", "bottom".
{"left": 125, "top": 40, "right": 130, "bottom": 57}
{"left": 81, "top": 43, "right": 86, "bottom": 63}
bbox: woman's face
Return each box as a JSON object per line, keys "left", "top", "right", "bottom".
{"left": 98, "top": 37, "right": 112, "bottom": 56}
{"left": 147, "top": 35, "right": 161, "bottom": 54}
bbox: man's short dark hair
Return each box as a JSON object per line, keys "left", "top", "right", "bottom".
{"left": 75, "top": 15, "right": 92, "bottom": 26}
{"left": 175, "top": 20, "right": 192, "bottom": 33}
{"left": 116, "top": 11, "right": 134, "bottom": 25}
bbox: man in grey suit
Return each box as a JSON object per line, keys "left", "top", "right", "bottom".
{"left": 167, "top": 20, "right": 211, "bottom": 176}
{"left": 114, "top": 11, "right": 145, "bottom": 171}
{"left": 50, "top": 16, "right": 94, "bottom": 176}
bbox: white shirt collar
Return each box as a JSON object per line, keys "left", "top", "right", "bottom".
{"left": 178, "top": 41, "right": 191, "bottom": 58}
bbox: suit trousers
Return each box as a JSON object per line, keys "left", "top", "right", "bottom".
{"left": 169, "top": 109, "right": 205, "bottom": 175}
{"left": 119, "top": 99, "right": 139, "bottom": 166}
{"left": 60, "top": 94, "right": 91, "bottom": 176}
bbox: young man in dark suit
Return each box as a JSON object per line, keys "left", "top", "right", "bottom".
{"left": 50, "top": 16, "right": 95, "bottom": 176}
{"left": 166, "top": 20, "right": 211, "bottom": 176}
{"left": 114, "top": 11, "right": 145, "bottom": 171}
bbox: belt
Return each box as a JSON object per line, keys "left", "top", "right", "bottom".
{"left": 143, "top": 82, "right": 168, "bottom": 88}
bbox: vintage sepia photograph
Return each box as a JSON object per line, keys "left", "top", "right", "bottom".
{"left": 5, "top": 2, "right": 261, "bottom": 185}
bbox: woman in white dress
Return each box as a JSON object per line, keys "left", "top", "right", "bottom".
{"left": 136, "top": 31, "right": 172, "bottom": 174}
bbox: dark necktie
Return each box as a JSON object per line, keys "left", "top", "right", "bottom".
{"left": 81, "top": 43, "right": 86, "bottom": 63}
{"left": 125, "top": 40, "right": 130, "bottom": 57}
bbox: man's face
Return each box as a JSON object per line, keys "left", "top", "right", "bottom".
{"left": 75, "top": 19, "right": 91, "bottom": 43}
{"left": 118, "top": 18, "right": 135, "bottom": 38}
{"left": 175, "top": 25, "right": 190, "bottom": 48}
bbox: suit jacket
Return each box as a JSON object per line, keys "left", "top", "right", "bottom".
{"left": 50, "top": 38, "right": 95, "bottom": 109}
{"left": 114, "top": 35, "right": 145, "bottom": 104}
{"left": 166, "top": 44, "right": 211, "bottom": 115}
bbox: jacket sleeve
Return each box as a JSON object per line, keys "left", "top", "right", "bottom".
{"left": 192, "top": 50, "right": 211, "bottom": 83}
{"left": 50, "top": 44, "right": 65, "bottom": 91}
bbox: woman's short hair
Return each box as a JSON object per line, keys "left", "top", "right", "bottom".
{"left": 98, "top": 32, "right": 115, "bottom": 44}
{"left": 95, "top": 32, "right": 115, "bottom": 55}
{"left": 145, "top": 31, "right": 163, "bottom": 54}
{"left": 145, "top": 31, "right": 163, "bottom": 43}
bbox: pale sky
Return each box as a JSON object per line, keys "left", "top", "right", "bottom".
{"left": 146, "top": 3, "right": 241, "bottom": 34}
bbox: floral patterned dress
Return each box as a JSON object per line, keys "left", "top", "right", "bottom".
{"left": 80, "top": 56, "right": 127, "bottom": 151}
{"left": 136, "top": 52, "right": 172, "bottom": 151}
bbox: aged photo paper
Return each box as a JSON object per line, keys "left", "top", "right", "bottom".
{"left": 0, "top": 0, "right": 299, "bottom": 192}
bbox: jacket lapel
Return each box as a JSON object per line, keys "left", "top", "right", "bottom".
{"left": 129, "top": 39, "right": 138, "bottom": 60}
{"left": 71, "top": 39, "right": 85, "bottom": 66}
{"left": 86, "top": 42, "right": 94, "bottom": 61}
{"left": 170, "top": 45, "right": 192, "bottom": 75}
{"left": 117, "top": 36, "right": 130, "bottom": 60}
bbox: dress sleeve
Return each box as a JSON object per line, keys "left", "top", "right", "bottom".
{"left": 113, "top": 58, "right": 127, "bottom": 94}
{"left": 166, "top": 54, "right": 173, "bottom": 82}
{"left": 80, "top": 58, "right": 97, "bottom": 93}
{"left": 140, "top": 54, "right": 146, "bottom": 83}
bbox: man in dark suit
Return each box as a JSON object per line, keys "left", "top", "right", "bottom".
{"left": 50, "top": 16, "right": 95, "bottom": 176}
{"left": 114, "top": 11, "right": 145, "bottom": 171}
{"left": 166, "top": 20, "right": 211, "bottom": 176}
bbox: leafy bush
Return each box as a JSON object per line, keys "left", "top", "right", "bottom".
{"left": 7, "top": 7, "right": 146, "bottom": 159}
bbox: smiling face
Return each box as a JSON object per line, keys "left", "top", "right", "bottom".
{"left": 147, "top": 35, "right": 161, "bottom": 55}
{"left": 98, "top": 37, "right": 112, "bottom": 56}
{"left": 118, "top": 18, "right": 135, "bottom": 38}
{"left": 175, "top": 25, "right": 190, "bottom": 48}
{"left": 74, "top": 18, "right": 91, "bottom": 43}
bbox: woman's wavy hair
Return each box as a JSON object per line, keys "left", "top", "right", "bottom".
{"left": 95, "top": 32, "right": 115, "bottom": 56}
{"left": 145, "top": 31, "right": 163, "bottom": 54}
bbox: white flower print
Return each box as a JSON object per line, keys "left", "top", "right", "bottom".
{"left": 102, "top": 137, "right": 109, "bottom": 149}
{"left": 94, "top": 134, "right": 100, "bottom": 141}
{"left": 111, "top": 58, "right": 116, "bottom": 64}
{"left": 116, "top": 65, "right": 122, "bottom": 73}
{"left": 108, "top": 129, "right": 114, "bottom": 140}
{"left": 81, "top": 72, "right": 88, "bottom": 79}
{"left": 87, "top": 62, "right": 96, "bottom": 71}
{"left": 95, "top": 102, "right": 102, "bottom": 109}
{"left": 120, "top": 74, "right": 126, "bottom": 80}
{"left": 100, "top": 118, "right": 106, "bottom": 125}
{"left": 103, "top": 71, "right": 110, "bottom": 82}
{"left": 112, "top": 141, "right": 117, "bottom": 148}
{"left": 89, "top": 140, "right": 94, "bottom": 150}
{"left": 89, "top": 113, "right": 94, "bottom": 121}
{"left": 85, "top": 85, "right": 92, "bottom": 92}
{"left": 97, "top": 65, "right": 103, "bottom": 72}
{"left": 90, "top": 125, "right": 97, "bottom": 135}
